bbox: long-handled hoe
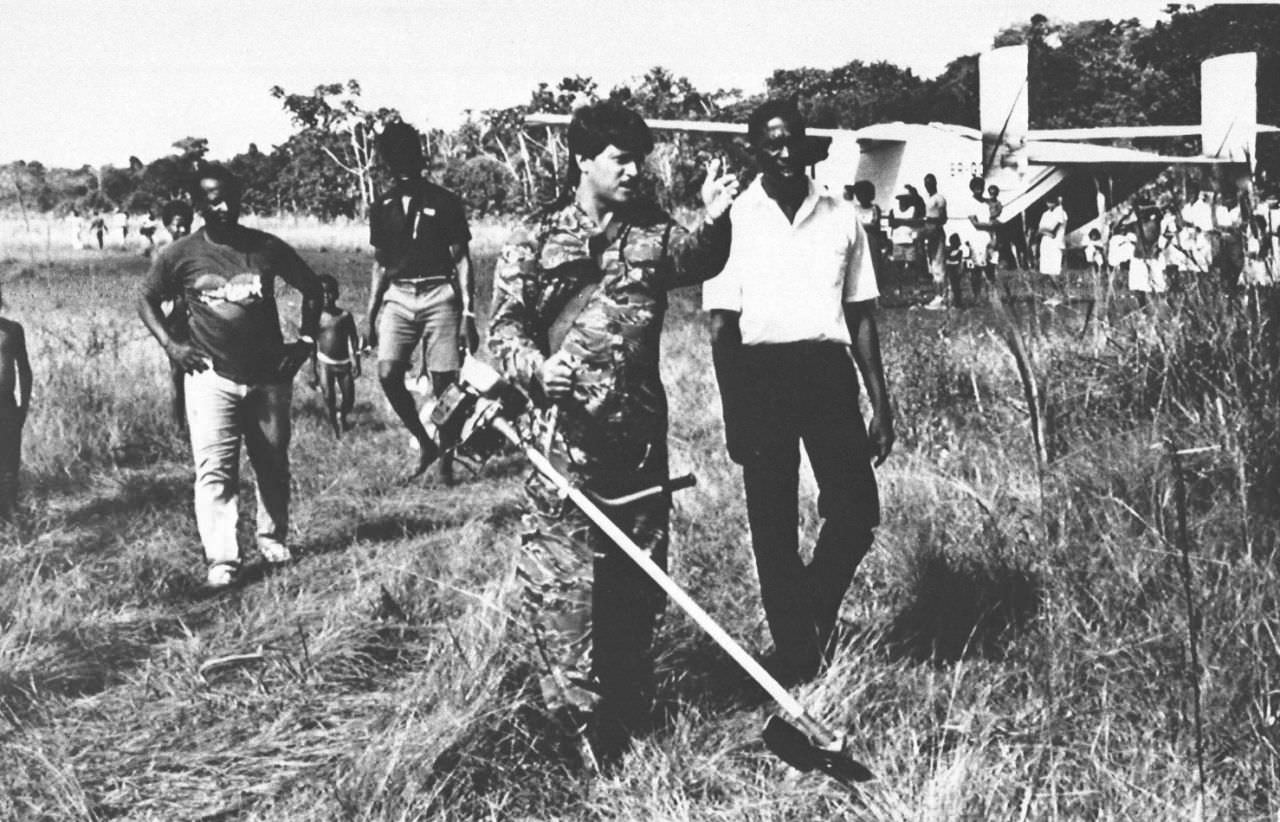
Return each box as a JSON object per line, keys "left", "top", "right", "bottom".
{"left": 432, "top": 359, "right": 874, "bottom": 787}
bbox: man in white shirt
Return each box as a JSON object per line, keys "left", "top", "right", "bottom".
{"left": 1181, "top": 186, "right": 1215, "bottom": 274}
{"left": 921, "top": 173, "right": 949, "bottom": 309}
{"left": 705, "top": 99, "right": 895, "bottom": 684}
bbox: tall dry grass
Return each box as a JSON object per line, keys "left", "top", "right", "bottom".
{"left": 1, "top": 227, "right": 1278, "bottom": 819}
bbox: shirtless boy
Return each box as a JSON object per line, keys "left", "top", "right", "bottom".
{"left": 0, "top": 284, "right": 33, "bottom": 521}
{"left": 312, "top": 275, "right": 361, "bottom": 437}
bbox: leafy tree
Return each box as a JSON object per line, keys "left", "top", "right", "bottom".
{"left": 271, "top": 129, "right": 362, "bottom": 218}
{"left": 99, "top": 164, "right": 139, "bottom": 210}
{"left": 270, "top": 80, "right": 400, "bottom": 217}
{"left": 228, "top": 142, "right": 285, "bottom": 215}
{"left": 442, "top": 155, "right": 517, "bottom": 217}
{"left": 612, "top": 67, "right": 714, "bottom": 119}
{"left": 765, "top": 60, "right": 924, "bottom": 127}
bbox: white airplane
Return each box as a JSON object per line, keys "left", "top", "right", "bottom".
{"left": 527, "top": 46, "right": 1277, "bottom": 242}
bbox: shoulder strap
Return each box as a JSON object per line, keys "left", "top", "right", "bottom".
{"left": 547, "top": 278, "right": 601, "bottom": 353}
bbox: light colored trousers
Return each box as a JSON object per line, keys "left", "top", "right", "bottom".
{"left": 185, "top": 369, "right": 292, "bottom": 566}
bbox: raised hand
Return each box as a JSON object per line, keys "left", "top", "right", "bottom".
{"left": 701, "top": 157, "right": 741, "bottom": 221}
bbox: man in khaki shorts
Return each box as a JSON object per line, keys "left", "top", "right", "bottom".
{"left": 366, "top": 122, "right": 476, "bottom": 482}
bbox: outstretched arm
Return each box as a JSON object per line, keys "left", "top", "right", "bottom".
{"left": 844, "top": 300, "right": 894, "bottom": 466}
{"left": 270, "top": 241, "right": 324, "bottom": 339}
{"left": 663, "top": 158, "right": 740, "bottom": 288}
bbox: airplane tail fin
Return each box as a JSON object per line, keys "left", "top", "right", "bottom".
{"left": 979, "top": 45, "right": 1029, "bottom": 184}
{"left": 1201, "top": 52, "right": 1257, "bottom": 168}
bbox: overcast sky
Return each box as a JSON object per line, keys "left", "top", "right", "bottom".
{"left": 1, "top": 0, "right": 1183, "bottom": 168}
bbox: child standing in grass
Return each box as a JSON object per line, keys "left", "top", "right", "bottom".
{"left": 1085, "top": 227, "right": 1106, "bottom": 281}
{"left": 0, "top": 283, "right": 32, "bottom": 521}
{"left": 944, "top": 232, "right": 967, "bottom": 307}
{"left": 312, "top": 275, "right": 361, "bottom": 437}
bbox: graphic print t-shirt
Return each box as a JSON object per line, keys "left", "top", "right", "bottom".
{"left": 143, "top": 228, "right": 305, "bottom": 383}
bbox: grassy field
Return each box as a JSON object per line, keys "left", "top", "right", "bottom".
{"left": 1, "top": 217, "right": 1279, "bottom": 820}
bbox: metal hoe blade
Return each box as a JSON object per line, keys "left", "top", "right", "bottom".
{"left": 762, "top": 715, "right": 873, "bottom": 785}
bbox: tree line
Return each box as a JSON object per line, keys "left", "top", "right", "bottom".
{"left": 3, "top": 5, "right": 1278, "bottom": 221}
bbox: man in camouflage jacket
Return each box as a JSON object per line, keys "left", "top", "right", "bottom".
{"left": 488, "top": 102, "right": 739, "bottom": 763}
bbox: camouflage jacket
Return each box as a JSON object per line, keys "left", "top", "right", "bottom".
{"left": 488, "top": 200, "right": 731, "bottom": 472}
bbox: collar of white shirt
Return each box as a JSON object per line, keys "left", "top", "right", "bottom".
{"left": 736, "top": 176, "right": 832, "bottom": 226}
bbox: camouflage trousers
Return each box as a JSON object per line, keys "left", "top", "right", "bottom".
{"left": 516, "top": 455, "right": 670, "bottom": 750}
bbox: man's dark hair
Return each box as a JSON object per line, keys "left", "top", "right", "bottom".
{"left": 851, "top": 180, "right": 876, "bottom": 202}
{"left": 378, "top": 122, "right": 425, "bottom": 176}
{"left": 565, "top": 102, "right": 653, "bottom": 186}
{"left": 161, "top": 199, "right": 193, "bottom": 226}
{"left": 320, "top": 273, "right": 340, "bottom": 295}
{"left": 746, "top": 98, "right": 805, "bottom": 146}
{"left": 190, "top": 164, "right": 243, "bottom": 203}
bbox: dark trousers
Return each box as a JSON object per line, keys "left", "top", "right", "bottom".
{"left": 717, "top": 342, "right": 879, "bottom": 671}
{"left": 0, "top": 405, "right": 22, "bottom": 520}
{"left": 518, "top": 445, "right": 669, "bottom": 761}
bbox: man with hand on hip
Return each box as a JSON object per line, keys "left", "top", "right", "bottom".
{"left": 139, "top": 164, "right": 323, "bottom": 588}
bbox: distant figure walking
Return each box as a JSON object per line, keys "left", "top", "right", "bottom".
{"left": 89, "top": 212, "right": 107, "bottom": 250}
{"left": 138, "top": 211, "right": 161, "bottom": 256}
{"left": 113, "top": 209, "right": 130, "bottom": 248}
{"left": 0, "top": 283, "right": 32, "bottom": 521}
{"left": 66, "top": 209, "right": 85, "bottom": 250}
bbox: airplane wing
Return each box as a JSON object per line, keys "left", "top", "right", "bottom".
{"left": 1026, "top": 141, "right": 1234, "bottom": 165}
{"left": 525, "top": 112, "right": 746, "bottom": 135}
{"left": 523, "top": 112, "right": 850, "bottom": 139}
{"left": 1030, "top": 124, "right": 1280, "bottom": 140}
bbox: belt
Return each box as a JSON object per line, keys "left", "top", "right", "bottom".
{"left": 391, "top": 276, "right": 452, "bottom": 293}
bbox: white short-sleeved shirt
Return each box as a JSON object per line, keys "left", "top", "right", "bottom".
{"left": 1182, "top": 200, "right": 1214, "bottom": 232}
{"left": 702, "top": 178, "right": 879, "bottom": 346}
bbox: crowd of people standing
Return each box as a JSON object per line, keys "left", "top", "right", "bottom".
{"left": 843, "top": 172, "right": 1279, "bottom": 309}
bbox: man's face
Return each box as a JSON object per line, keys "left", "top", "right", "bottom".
{"left": 577, "top": 144, "right": 645, "bottom": 206}
{"left": 166, "top": 214, "right": 192, "bottom": 238}
{"left": 755, "top": 117, "right": 805, "bottom": 182}
{"left": 196, "top": 177, "right": 240, "bottom": 228}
